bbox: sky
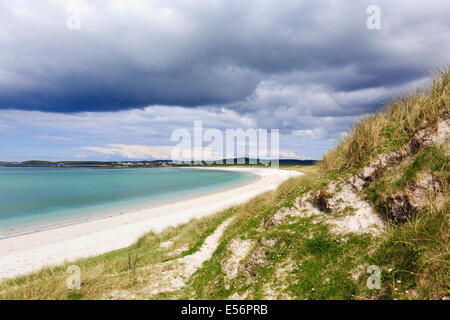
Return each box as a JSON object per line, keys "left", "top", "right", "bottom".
{"left": 0, "top": 0, "right": 449, "bottom": 161}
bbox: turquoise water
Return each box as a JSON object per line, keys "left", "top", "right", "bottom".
{"left": 0, "top": 167, "right": 256, "bottom": 238}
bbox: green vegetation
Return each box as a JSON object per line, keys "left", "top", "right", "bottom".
{"left": 370, "top": 204, "right": 449, "bottom": 299}
{"left": 321, "top": 67, "right": 449, "bottom": 299}
{"left": 322, "top": 68, "right": 449, "bottom": 178}
{"left": 0, "top": 210, "right": 233, "bottom": 299}
{"left": 0, "top": 68, "right": 448, "bottom": 300}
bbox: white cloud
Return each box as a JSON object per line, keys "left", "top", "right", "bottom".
{"left": 84, "top": 144, "right": 174, "bottom": 159}
{"left": 84, "top": 144, "right": 233, "bottom": 161}
{"left": 279, "top": 150, "right": 312, "bottom": 160}
{"left": 292, "top": 127, "right": 328, "bottom": 140}
{"left": 83, "top": 144, "right": 311, "bottom": 161}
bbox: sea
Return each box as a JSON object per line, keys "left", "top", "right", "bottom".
{"left": 0, "top": 167, "right": 256, "bottom": 238}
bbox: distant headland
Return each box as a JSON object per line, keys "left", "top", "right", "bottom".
{"left": 0, "top": 158, "right": 318, "bottom": 168}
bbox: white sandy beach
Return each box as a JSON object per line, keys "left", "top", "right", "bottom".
{"left": 0, "top": 167, "right": 301, "bottom": 280}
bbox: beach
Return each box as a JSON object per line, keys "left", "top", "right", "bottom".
{"left": 0, "top": 167, "right": 301, "bottom": 280}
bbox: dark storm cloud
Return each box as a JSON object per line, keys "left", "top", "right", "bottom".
{"left": 0, "top": 0, "right": 449, "bottom": 116}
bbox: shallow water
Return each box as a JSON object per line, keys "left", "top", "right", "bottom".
{"left": 0, "top": 167, "right": 256, "bottom": 238}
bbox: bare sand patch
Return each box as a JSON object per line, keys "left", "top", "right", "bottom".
{"left": 222, "top": 239, "right": 254, "bottom": 286}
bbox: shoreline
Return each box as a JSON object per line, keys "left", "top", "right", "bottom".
{"left": 0, "top": 167, "right": 301, "bottom": 280}
{"left": 0, "top": 168, "right": 258, "bottom": 240}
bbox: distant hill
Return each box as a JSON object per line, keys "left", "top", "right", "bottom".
{"left": 2, "top": 159, "right": 318, "bottom": 167}
{"left": 175, "top": 158, "right": 318, "bottom": 166}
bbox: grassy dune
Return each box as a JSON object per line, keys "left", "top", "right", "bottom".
{"left": 0, "top": 68, "right": 448, "bottom": 300}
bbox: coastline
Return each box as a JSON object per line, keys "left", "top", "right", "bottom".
{"left": 0, "top": 167, "right": 301, "bottom": 280}
{"left": 0, "top": 167, "right": 258, "bottom": 240}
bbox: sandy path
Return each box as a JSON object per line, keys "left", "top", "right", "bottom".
{"left": 143, "top": 218, "right": 234, "bottom": 296}
{"left": 0, "top": 167, "right": 301, "bottom": 280}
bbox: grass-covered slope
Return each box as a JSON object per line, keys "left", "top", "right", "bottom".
{"left": 318, "top": 67, "right": 449, "bottom": 299}
{"left": 322, "top": 68, "right": 449, "bottom": 176}
{"left": 0, "top": 69, "right": 448, "bottom": 300}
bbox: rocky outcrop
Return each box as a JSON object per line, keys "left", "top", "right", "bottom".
{"left": 350, "top": 119, "right": 449, "bottom": 192}
{"left": 381, "top": 173, "right": 443, "bottom": 222}
{"left": 408, "top": 172, "right": 443, "bottom": 208}
{"left": 349, "top": 118, "right": 449, "bottom": 222}
{"left": 382, "top": 194, "right": 417, "bottom": 223}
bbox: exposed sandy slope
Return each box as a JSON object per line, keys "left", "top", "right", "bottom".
{"left": 105, "top": 217, "right": 234, "bottom": 299}
{"left": 0, "top": 167, "right": 301, "bottom": 280}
